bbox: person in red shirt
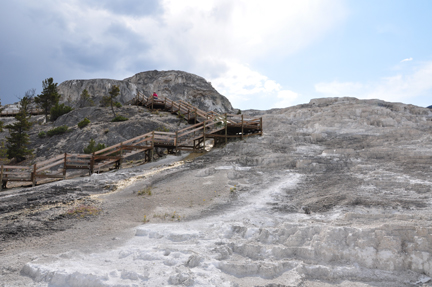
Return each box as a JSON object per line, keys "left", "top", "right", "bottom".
{"left": 153, "top": 92, "right": 158, "bottom": 99}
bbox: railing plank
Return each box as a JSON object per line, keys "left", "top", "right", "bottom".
{"left": 36, "top": 160, "right": 64, "bottom": 172}
{"left": 37, "top": 154, "right": 65, "bottom": 167}
{"left": 2, "top": 165, "right": 32, "bottom": 169}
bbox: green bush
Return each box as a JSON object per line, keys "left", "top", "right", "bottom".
{"left": 114, "top": 102, "right": 122, "bottom": 108}
{"left": 84, "top": 139, "right": 106, "bottom": 154}
{"left": 111, "top": 115, "right": 128, "bottom": 122}
{"left": 47, "top": 125, "right": 68, "bottom": 136}
{"left": 78, "top": 118, "right": 90, "bottom": 129}
{"left": 38, "top": 131, "right": 47, "bottom": 138}
{"left": 50, "top": 103, "right": 73, "bottom": 121}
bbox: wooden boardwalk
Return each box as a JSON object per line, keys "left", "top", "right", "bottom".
{"left": 0, "top": 94, "right": 262, "bottom": 189}
{"left": 0, "top": 108, "right": 44, "bottom": 117}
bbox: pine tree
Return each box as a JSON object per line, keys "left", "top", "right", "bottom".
{"left": 19, "top": 89, "right": 35, "bottom": 114}
{"left": 78, "top": 89, "right": 95, "bottom": 108}
{"left": 0, "top": 140, "right": 7, "bottom": 159}
{"left": 5, "top": 97, "right": 33, "bottom": 162}
{"left": 108, "top": 85, "right": 120, "bottom": 117}
{"left": 35, "top": 77, "right": 60, "bottom": 122}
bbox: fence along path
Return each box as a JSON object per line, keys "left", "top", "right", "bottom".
{"left": 0, "top": 93, "right": 262, "bottom": 190}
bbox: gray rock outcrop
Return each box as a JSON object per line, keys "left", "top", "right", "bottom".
{"left": 58, "top": 70, "right": 233, "bottom": 113}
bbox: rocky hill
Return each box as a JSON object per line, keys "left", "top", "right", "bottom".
{"left": 2, "top": 95, "right": 432, "bottom": 286}
{"left": 58, "top": 70, "right": 233, "bottom": 113}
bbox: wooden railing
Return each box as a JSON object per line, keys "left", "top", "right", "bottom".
{"left": 0, "top": 94, "right": 263, "bottom": 190}
{"left": 0, "top": 108, "right": 44, "bottom": 117}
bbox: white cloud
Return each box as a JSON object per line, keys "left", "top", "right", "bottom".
{"left": 0, "top": 0, "right": 347, "bottom": 106}
{"left": 55, "top": 0, "right": 346, "bottom": 106}
{"left": 210, "top": 62, "right": 281, "bottom": 107}
{"left": 210, "top": 62, "right": 300, "bottom": 109}
{"left": 315, "top": 61, "right": 432, "bottom": 104}
{"left": 401, "top": 57, "right": 413, "bottom": 62}
{"left": 273, "top": 90, "right": 299, "bottom": 108}
{"left": 315, "top": 81, "right": 364, "bottom": 96}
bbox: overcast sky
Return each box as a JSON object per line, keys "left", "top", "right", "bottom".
{"left": 1, "top": 0, "right": 432, "bottom": 110}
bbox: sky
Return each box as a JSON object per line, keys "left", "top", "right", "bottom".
{"left": 1, "top": 0, "right": 432, "bottom": 110}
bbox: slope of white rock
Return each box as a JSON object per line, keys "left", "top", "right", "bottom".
{"left": 17, "top": 97, "right": 432, "bottom": 286}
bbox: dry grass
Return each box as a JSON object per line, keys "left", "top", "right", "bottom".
{"left": 65, "top": 204, "right": 101, "bottom": 218}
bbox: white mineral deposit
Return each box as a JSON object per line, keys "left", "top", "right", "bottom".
{"left": 2, "top": 97, "right": 432, "bottom": 287}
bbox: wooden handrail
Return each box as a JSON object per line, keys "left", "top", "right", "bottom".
{"left": 0, "top": 94, "right": 262, "bottom": 189}
{"left": 36, "top": 160, "right": 64, "bottom": 172}
{"left": 2, "top": 165, "right": 32, "bottom": 169}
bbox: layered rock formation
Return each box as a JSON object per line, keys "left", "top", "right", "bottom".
{"left": 58, "top": 70, "right": 233, "bottom": 113}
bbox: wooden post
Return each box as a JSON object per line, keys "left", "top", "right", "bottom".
{"left": 32, "top": 164, "right": 37, "bottom": 187}
{"left": 175, "top": 131, "right": 178, "bottom": 155}
{"left": 203, "top": 121, "right": 206, "bottom": 150}
{"left": 225, "top": 113, "right": 228, "bottom": 145}
{"left": 63, "top": 153, "right": 67, "bottom": 179}
{"left": 241, "top": 114, "right": 244, "bottom": 140}
{"left": 150, "top": 131, "right": 154, "bottom": 162}
{"left": 0, "top": 165, "right": 3, "bottom": 191}
{"left": 260, "top": 117, "right": 263, "bottom": 136}
{"left": 119, "top": 143, "right": 123, "bottom": 169}
{"left": 90, "top": 152, "right": 95, "bottom": 175}
{"left": 194, "top": 108, "right": 197, "bottom": 124}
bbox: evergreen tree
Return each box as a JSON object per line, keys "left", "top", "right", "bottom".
{"left": 78, "top": 89, "right": 95, "bottom": 108}
{"left": 35, "top": 77, "right": 60, "bottom": 122}
{"left": 0, "top": 140, "right": 7, "bottom": 159}
{"left": 6, "top": 97, "right": 33, "bottom": 162}
{"left": 108, "top": 85, "right": 120, "bottom": 117}
{"left": 50, "top": 103, "right": 73, "bottom": 121}
{"left": 19, "top": 89, "right": 35, "bottom": 114}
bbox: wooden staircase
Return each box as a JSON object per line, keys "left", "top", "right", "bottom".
{"left": 0, "top": 94, "right": 263, "bottom": 189}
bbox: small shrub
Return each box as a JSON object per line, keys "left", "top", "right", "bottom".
{"left": 78, "top": 118, "right": 90, "bottom": 129}
{"left": 137, "top": 186, "right": 152, "bottom": 196}
{"left": 114, "top": 102, "right": 122, "bottom": 108}
{"left": 104, "top": 129, "right": 109, "bottom": 134}
{"left": 47, "top": 125, "right": 68, "bottom": 136}
{"left": 66, "top": 204, "right": 101, "bottom": 218}
{"left": 50, "top": 103, "right": 73, "bottom": 121}
{"left": 38, "top": 131, "right": 47, "bottom": 138}
{"left": 215, "top": 120, "right": 226, "bottom": 128}
{"left": 84, "top": 139, "right": 106, "bottom": 154}
{"left": 237, "top": 109, "right": 242, "bottom": 115}
{"left": 112, "top": 115, "right": 128, "bottom": 122}
{"left": 156, "top": 125, "right": 170, "bottom": 132}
